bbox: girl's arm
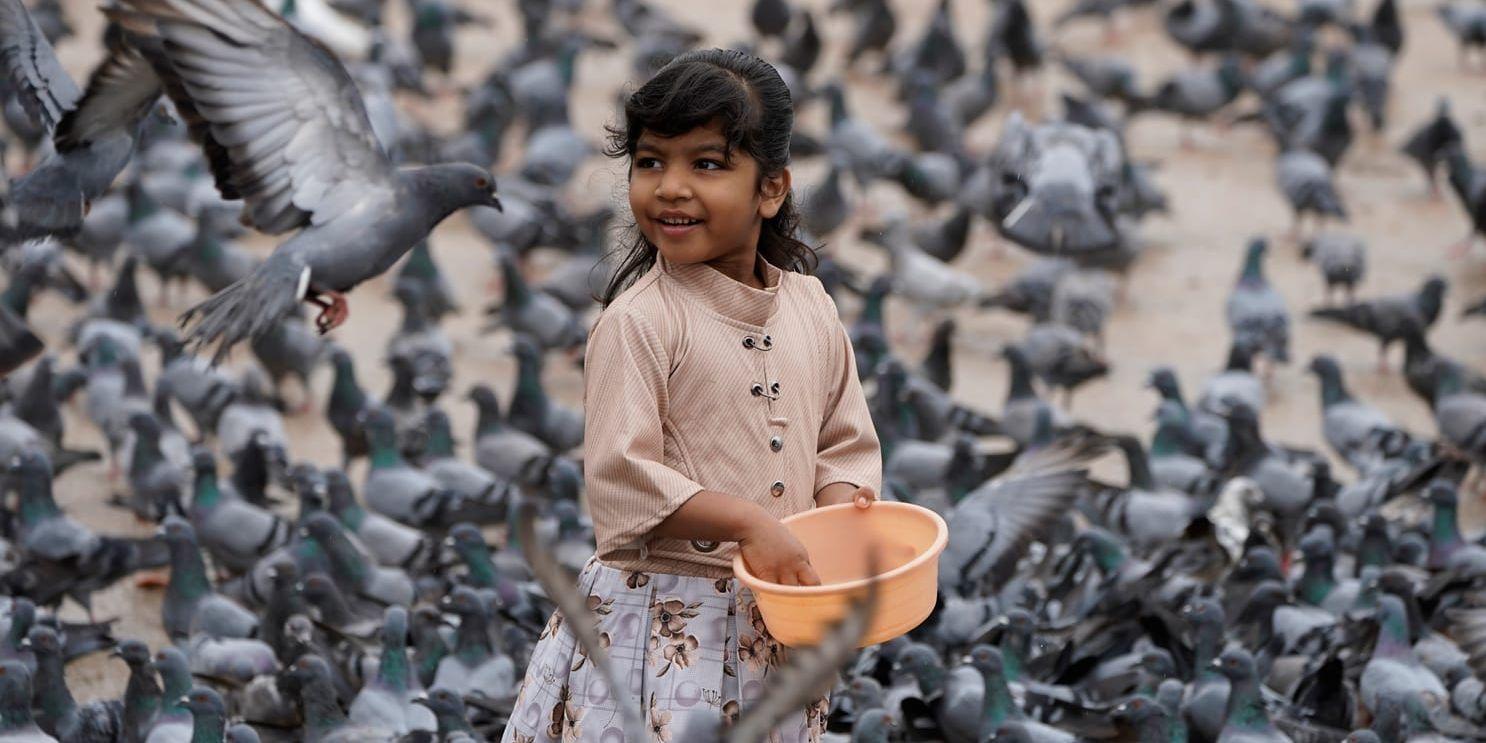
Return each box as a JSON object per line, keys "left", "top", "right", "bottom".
{"left": 815, "top": 481, "right": 876, "bottom": 508}
{"left": 651, "top": 490, "right": 821, "bottom": 586}
{"left": 813, "top": 307, "right": 884, "bottom": 502}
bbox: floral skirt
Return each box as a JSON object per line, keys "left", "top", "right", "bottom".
{"left": 501, "top": 557, "right": 828, "bottom": 743}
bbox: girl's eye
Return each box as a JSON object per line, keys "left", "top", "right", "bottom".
{"left": 696, "top": 159, "right": 724, "bottom": 171}
{"left": 635, "top": 157, "right": 661, "bottom": 170}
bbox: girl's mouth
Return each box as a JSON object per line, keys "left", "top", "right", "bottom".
{"left": 656, "top": 216, "right": 703, "bottom": 236}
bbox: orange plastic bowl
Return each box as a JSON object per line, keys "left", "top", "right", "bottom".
{"left": 733, "top": 501, "right": 948, "bottom": 648}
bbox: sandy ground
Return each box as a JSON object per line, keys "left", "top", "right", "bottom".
{"left": 19, "top": 0, "right": 1486, "bottom": 702}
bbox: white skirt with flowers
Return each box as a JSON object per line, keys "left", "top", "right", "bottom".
{"left": 501, "top": 557, "right": 828, "bottom": 743}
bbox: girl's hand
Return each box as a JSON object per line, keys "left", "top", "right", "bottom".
{"left": 816, "top": 483, "right": 877, "bottom": 510}
{"left": 739, "top": 518, "right": 820, "bottom": 587}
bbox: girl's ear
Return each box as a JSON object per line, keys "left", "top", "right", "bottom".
{"left": 758, "top": 168, "right": 791, "bottom": 219}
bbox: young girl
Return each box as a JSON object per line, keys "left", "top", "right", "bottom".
{"left": 502, "top": 49, "right": 883, "bottom": 743}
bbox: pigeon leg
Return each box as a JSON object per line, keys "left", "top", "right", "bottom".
{"left": 307, "top": 290, "right": 350, "bottom": 334}
{"left": 134, "top": 569, "right": 168, "bottom": 588}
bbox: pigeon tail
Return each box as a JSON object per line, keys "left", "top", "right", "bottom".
{"left": 179, "top": 249, "right": 308, "bottom": 365}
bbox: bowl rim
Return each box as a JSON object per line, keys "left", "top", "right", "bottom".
{"left": 732, "top": 501, "right": 949, "bottom": 597}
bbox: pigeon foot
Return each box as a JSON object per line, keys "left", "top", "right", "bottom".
{"left": 134, "top": 569, "right": 169, "bottom": 589}
{"left": 310, "top": 291, "right": 349, "bottom": 334}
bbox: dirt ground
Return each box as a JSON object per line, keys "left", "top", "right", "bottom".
{"left": 22, "top": 0, "right": 1486, "bottom": 701}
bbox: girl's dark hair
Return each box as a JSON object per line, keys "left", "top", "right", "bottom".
{"left": 599, "top": 48, "right": 816, "bottom": 306}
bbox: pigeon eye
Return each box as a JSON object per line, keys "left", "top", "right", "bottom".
{"left": 475, "top": 177, "right": 489, "bottom": 189}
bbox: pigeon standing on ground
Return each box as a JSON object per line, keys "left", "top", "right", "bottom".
{"left": 1309, "top": 275, "right": 1447, "bottom": 371}
{"left": 1226, "top": 237, "right": 1290, "bottom": 369}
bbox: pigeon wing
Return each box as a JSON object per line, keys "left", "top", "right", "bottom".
{"left": 52, "top": 30, "right": 161, "bottom": 152}
{"left": 110, "top": 0, "right": 393, "bottom": 235}
{"left": 0, "top": 0, "right": 79, "bottom": 132}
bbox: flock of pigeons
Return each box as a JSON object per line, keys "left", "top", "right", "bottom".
{"left": 0, "top": 0, "right": 1479, "bottom": 740}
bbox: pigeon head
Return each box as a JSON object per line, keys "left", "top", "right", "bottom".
{"left": 287, "top": 655, "right": 334, "bottom": 685}
{"left": 112, "top": 639, "right": 152, "bottom": 668}
{"left": 413, "top": 688, "right": 465, "bottom": 716}
{"left": 180, "top": 686, "right": 226, "bottom": 716}
{"left": 509, "top": 334, "right": 543, "bottom": 363}
{"left": 1306, "top": 354, "right": 1341, "bottom": 379}
{"left": 329, "top": 345, "right": 354, "bottom": 370}
{"left": 1137, "top": 649, "right": 1174, "bottom": 677}
{"left": 298, "top": 573, "right": 341, "bottom": 608}
{"left": 356, "top": 406, "right": 398, "bottom": 446}
{"left": 1298, "top": 528, "right": 1335, "bottom": 560}
{"left": 1427, "top": 479, "right": 1458, "bottom": 507}
{"left": 266, "top": 561, "right": 298, "bottom": 590}
{"left": 0, "top": 661, "right": 32, "bottom": 705}
{"left": 24, "top": 626, "right": 59, "bottom": 656}
{"left": 967, "top": 644, "right": 1005, "bottom": 676}
{"left": 6, "top": 598, "right": 35, "bottom": 637}
{"left": 846, "top": 676, "right": 882, "bottom": 705}
{"left": 323, "top": 470, "right": 356, "bottom": 513}
{"left": 441, "top": 586, "right": 485, "bottom": 617}
{"left": 1111, "top": 694, "right": 1162, "bottom": 724}
{"left": 153, "top": 647, "right": 189, "bottom": 679}
{"left": 6, "top": 449, "right": 50, "bottom": 481}
{"left": 422, "top": 162, "right": 502, "bottom": 212}
{"left": 422, "top": 407, "right": 454, "bottom": 451}
{"left": 190, "top": 447, "right": 216, "bottom": 477}
{"left": 1180, "top": 598, "right": 1223, "bottom": 629}
{"left": 290, "top": 464, "right": 328, "bottom": 510}
{"left": 891, "top": 642, "right": 939, "bottom": 676}
{"left": 381, "top": 606, "right": 410, "bottom": 646}
{"left": 466, "top": 384, "right": 499, "bottom": 410}
{"left": 1420, "top": 275, "right": 1447, "bottom": 302}
{"left": 445, "top": 522, "right": 485, "bottom": 552}
{"left": 1211, "top": 648, "right": 1256, "bottom": 682}
{"left": 158, "top": 517, "right": 196, "bottom": 544}
{"left": 301, "top": 512, "right": 344, "bottom": 544}
{"left": 128, "top": 412, "right": 163, "bottom": 437}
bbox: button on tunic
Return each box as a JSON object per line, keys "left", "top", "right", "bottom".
{"left": 583, "top": 254, "right": 883, "bottom": 578}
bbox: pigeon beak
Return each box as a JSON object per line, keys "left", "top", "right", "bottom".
{"left": 490, "top": 195, "right": 504, "bottom": 213}
{"left": 411, "top": 694, "right": 431, "bottom": 708}
{"left": 443, "top": 536, "right": 456, "bottom": 549}
{"left": 179, "top": 695, "right": 191, "bottom": 706}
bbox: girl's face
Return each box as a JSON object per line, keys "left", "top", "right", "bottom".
{"left": 630, "top": 120, "right": 790, "bottom": 281}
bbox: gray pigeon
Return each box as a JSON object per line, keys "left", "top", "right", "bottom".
{"left": 27, "top": 626, "right": 122, "bottom": 743}
{"left": 348, "top": 607, "right": 435, "bottom": 735}
{"left": 485, "top": 249, "right": 584, "bottom": 352}
{"left": 158, "top": 517, "right": 258, "bottom": 640}
{"left": 1309, "top": 275, "right": 1447, "bottom": 371}
{"left": 1226, "top": 237, "right": 1290, "bottom": 366}
{"left": 1276, "top": 149, "right": 1347, "bottom": 232}
{"left": 467, "top": 384, "right": 550, "bottom": 482}
{"left": 1434, "top": 366, "right": 1486, "bottom": 464}
{"left": 939, "top": 434, "right": 1103, "bottom": 596}
{"left": 108, "top": 0, "right": 503, "bottom": 361}
{"left": 1301, "top": 231, "right": 1366, "bottom": 305}
{"left": 1307, "top": 355, "right": 1408, "bottom": 471}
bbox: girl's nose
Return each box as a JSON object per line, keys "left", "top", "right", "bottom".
{"left": 655, "top": 169, "right": 692, "bottom": 201}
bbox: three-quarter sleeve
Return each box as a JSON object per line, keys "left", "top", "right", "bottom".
{"left": 814, "top": 309, "right": 884, "bottom": 497}
{"left": 583, "top": 306, "right": 707, "bottom": 561}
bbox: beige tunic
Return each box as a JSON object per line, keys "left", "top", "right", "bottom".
{"left": 583, "top": 253, "right": 883, "bottom": 578}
